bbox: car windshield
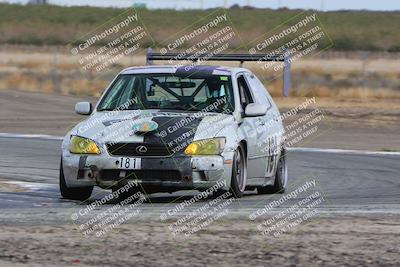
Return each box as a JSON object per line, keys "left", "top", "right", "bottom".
{"left": 97, "top": 73, "right": 234, "bottom": 113}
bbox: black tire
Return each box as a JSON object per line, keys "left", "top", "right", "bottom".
{"left": 59, "top": 160, "right": 93, "bottom": 201}
{"left": 229, "top": 144, "right": 247, "bottom": 198}
{"left": 257, "top": 151, "right": 287, "bottom": 194}
{"left": 212, "top": 188, "right": 226, "bottom": 198}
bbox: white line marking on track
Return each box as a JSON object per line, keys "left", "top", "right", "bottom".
{"left": 288, "top": 147, "right": 400, "bottom": 156}
{"left": 2, "top": 181, "right": 56, "bottom": 191}
{"left": 1, "top": 133, "right": 400, "bottom": 156}
{"left": 0, "top": 133, "right": 63, "bottom": 140}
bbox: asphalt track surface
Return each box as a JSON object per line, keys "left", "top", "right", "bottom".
{"left": 0, "top": 136, "right": 399, "bottom": 222}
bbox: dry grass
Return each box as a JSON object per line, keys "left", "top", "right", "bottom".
{"left": 288, "top": 86, "right": 400, "bottom": 99}
{"left": 267, "top": 83, "right": 400, "bottom": 99}
{"left": 335, "top": 87, "right": 400, "bottom": 99}
{"left": 61, "top": 78, "right": 108, "bottom": 97}
{"left": 13, "top": 61, "right": 77, "bottom": 71}
{"left": 0, "top": 47, "right": 399, "bottom": 100}
{"left": 4, "top": 73, "right": 53, "bottom": 93}
{"left": 290, "top": 86, "right": 334, "bottom": 98}
{"left": 2, "top": 4, "right": 400, "bottom": 53}
{"left": 2, "top": 69, "right": 400, "bottom": 100}
{"left": 4, "top": 74, "right": 399, "bottom": 102}
{"left": 0, "top": 72, "right": 108, "bottom": 97}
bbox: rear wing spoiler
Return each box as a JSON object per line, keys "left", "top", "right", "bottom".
{"left": 145, "top": 48, "right": 291, "bottom": 97}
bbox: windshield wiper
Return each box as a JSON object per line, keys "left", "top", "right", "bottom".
{"left": 159, "top": 107, "right": 202, "bottom": 112}
{"left": 97, "top": 108, "right": 116, "bottom": 111}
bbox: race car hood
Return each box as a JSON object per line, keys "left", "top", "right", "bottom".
{"left": 70, "top": 110, "right": 234, "bottom": 153}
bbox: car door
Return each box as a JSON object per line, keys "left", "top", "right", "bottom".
{"left": 244, "top": 73, "right": 281, "bottom": 178}
{"left": 236, "top": 73, "right": 266, "bottom": 180}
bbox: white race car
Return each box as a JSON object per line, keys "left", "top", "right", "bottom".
{"left": 60, "top": 54, "right": 288, "bottom": 200}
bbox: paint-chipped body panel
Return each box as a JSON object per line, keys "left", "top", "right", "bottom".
{"left": 61, "top": 65, "right": 285, "bottom": 194}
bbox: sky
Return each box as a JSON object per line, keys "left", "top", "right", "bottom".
{"left": 2, "top": 0, "right": 400, "bottom": 11}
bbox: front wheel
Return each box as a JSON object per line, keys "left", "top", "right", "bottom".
{"left": 229, "top": 144, "right": 247, "bottom": 198}
{"left": 59, "top": 160, "right": 93, "bottom": 201}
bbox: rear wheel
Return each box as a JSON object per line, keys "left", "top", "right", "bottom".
{"left": 229, "top": 144, "right": 247, "bottom": 198}
{"left": 257, "top": 151, "right": 287, "bottom": 194}
{"left": 59, "top": 160, "right": 93, "bottom": 201}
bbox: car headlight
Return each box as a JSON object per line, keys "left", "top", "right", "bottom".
{"left": 69, "top": 136, "right": 101, "bottom": 154}
{"left": 184, "top": 138, "right": 225, "bottom": 155}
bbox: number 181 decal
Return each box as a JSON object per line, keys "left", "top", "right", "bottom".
{"left": 117, "top": 157, "right": 141, "bottom": 170}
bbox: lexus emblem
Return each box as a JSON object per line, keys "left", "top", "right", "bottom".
{"left": 136, "top": 145, "right": 148, "bottom": 154}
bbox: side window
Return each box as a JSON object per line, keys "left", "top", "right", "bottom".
{"left": 245, "top": 73, "right": 272, "bottom": 109}
{"left": 237, "top": 75, "right": 253, "bottom": 110}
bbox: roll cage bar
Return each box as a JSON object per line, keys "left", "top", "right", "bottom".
{"left": 145, "top": 48, "right": 291, "bottom": 97}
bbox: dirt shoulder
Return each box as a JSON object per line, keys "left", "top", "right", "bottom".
{"left": 1, "top": 89, "right": 399, "bottom": 150}
{"left": 276, "top": 97, "right": 400, "bottom": 150}
{"left": 0, "top": 216, "right": 399, "bottom": 267}
{"left": 0, "top": 90, "right": 96, "bottom": 136}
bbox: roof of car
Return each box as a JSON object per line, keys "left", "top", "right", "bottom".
{"left": 121, "top": 65, "right": 250, "bottom": 76}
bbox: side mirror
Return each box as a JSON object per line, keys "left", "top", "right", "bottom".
{"left": 245, "top": 103, "right": 267, "bottom": 117}
{"left": 75, "top": 102, "right": 92, "bottom": 115}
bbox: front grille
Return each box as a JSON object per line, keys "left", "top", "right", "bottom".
{"left": 106, "top": 143, "right": 172, "bottom": 157}
{"left": 100, "top": 169, "right": 182, "bottom": 181}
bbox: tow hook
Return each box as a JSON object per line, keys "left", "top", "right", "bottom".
{"left": 88, "top": 165, "right": 100, "bottom": 181}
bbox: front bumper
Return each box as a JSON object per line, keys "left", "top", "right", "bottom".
{"left": 62, "top": 151, "right": 233, "bottom": 191}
